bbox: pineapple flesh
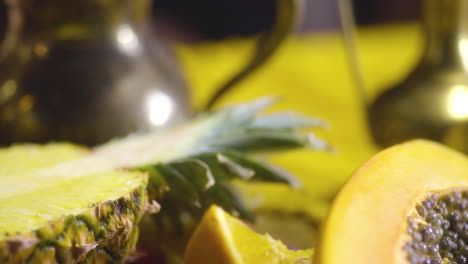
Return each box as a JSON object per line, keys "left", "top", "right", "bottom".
{"left": 0, "top": 98, "right": 325, "bottom": 263}
{"left": 0, "top": 144, "right": 150, "bottom": 263}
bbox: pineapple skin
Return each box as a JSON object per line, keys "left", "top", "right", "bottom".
{"left": 0, "top": 184, "right": 148, "bottom": 264}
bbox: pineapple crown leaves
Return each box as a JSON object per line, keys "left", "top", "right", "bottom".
{"left": 191, "top": 97, "right": 329, "bottom": 154}
{"left": 137, "top": 97, "right": 328, "bottom": 228}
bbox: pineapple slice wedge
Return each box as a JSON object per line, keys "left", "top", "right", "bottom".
{"left": 0, "top": 144, "right": 151, "bottom": 263}
{"left": 0, "top": 98, "right": 325, "bottom": 263}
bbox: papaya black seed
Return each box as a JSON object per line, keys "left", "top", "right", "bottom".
{"left": 405, "top": 191, "right": 468, "bottom": 264}
{"left": 458, "top": 239, "right": 466, "bottom": 248}
{"left": 424, "top": 200, "right": 435, "bottom": 210}
{"left": 462, "top": 212, "right": 468, "bottom": 222}
{"left": 433, "top": 227, "right": 444, "bottom": 240}
{"left": 414, "top": 232, "right": 423, "bottom": 241}
{"left": 422, "top": 228, "right": 437, "bottom": 243}
{"left": 460, "top": 245, "right": 468, "bottom": 256}
{"left": 440, "top": 236, "right": 453, "bottom": 250}
{"left": 449, "top": 211, "right": 462, "bottom": 224}
{"left": 422, "top": 259, "right": 431, "bottom": 264}
{"left": 454, "top": 200, "right": 468, "bottom": 210}
{"left": 427, "top": 245, "right": 439, "bottom": 256}
{"left": 417, "top": 204, "right": 428, "bottom": 218}
{"left": 444, "top": 195, "right": 456, "bottom": 206}
{"left": 430, "top": 217, "right": 443, "bottom": 227}
{"left": 434, "top": 205, "right": 444, "bottom": 214}
{"left": 448, "top": 231, "right": 460, "bottom": 240}
{"left": 456, "top": 255, "right": 467, "bottom": 264}
{"left": 427, "top": 212, "right": 439, "bottom": 222}
{"left": 442, "top": 220, "right": 451, "bottom": 230}
{"left": 453, "top": 223, "right": 464, "bottom": 233}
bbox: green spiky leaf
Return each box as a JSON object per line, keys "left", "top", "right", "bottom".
{"left": 131, "top": 98, "right": 327, "bottom": 258}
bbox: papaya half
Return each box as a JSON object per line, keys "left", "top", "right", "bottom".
{"left": 315, "top": 140, "right": 468, "bottom": 264}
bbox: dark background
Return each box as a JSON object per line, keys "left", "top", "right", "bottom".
{"left": 0, "top": 0, "right": 421, "bottom": 43}
{"left": 151, "top": 0, "right": 421, "bottom": 40}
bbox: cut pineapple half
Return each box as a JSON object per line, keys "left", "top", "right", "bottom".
{"left": 0, "top": 144, "right": 150, "bottom": 263}
{"left": 0, "top": 98, "right": 325, "bottom": 263}
{"left": 185, "top": 205, "right": 313, "bottom": 264}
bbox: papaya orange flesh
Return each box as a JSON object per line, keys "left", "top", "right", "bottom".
{"left": 315, "top": 140, "right": 468, "bottom": 264}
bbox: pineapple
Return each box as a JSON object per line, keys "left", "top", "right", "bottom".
{"left": 0, "top": 98, "right": 325, "bottom": 263}
{"left": 0, "top": 144, "right": 152, "bottom": 263}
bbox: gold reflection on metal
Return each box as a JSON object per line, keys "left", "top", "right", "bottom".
{"left": 367, "top": 0, "right": 468, "bottom": 153}
{"left": 33, "top": 43, "right": 48, "bottom": 57}
{"left": 115, "top": 24, "right": 141, "bottom": 56}
{"left": 0, "top": 80, "right": 17, "bottom": 102}
{"left": 448, "top": 85, "right": 468, "bottom": 119}
{"left": 18, "top": 95, "right": 35, "bottom": 112}
{"left": 458, "top": 38, "right": 468, "bottom": 71}
{"left": 145, "top": 91, "right": 174, "bottom": 127}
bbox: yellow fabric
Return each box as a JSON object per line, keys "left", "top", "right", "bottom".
{"left": 176, "top": 23, "right": 423, "bottom": 219}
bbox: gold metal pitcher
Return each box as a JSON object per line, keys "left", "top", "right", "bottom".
{"left": 0, "top": 0, "right": 297, "bottom": 146}
{"left": 367, "top": 0, "right": 468, "bottom": 153}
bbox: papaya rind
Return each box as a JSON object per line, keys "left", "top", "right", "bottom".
{"left": 315, "top": 140, "right": 468, "bottom": 264}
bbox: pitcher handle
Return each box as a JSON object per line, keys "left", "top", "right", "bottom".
{"left": 204, "top": 0, "right": 299, "bottom": 110}
{"left": 0, "top": 0, "right": 22, "bottom": 61}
